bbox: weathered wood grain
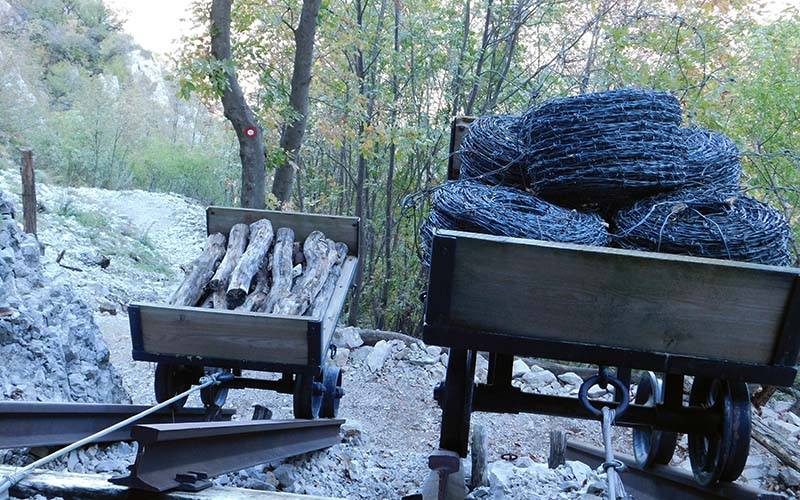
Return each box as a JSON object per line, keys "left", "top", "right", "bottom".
{"left": 209, "top": 223, "right": 249, "bottom": 291}
{"left": 320, "top": 256, "right": 359, "bottom": 350}
{"left": 207, "top": 207, "right": 359, "bottom": 255}
{"left": 273, "top": 232, "right": 335, "bottom": 316}
{"left": 169, "top": 233, "right": 227, "bottom": 307}
{"left": 138, "top": 304, "right": 308, "bottom": 365}
{"left": 264, "top": 227, "right": 296, "bottom": 313}
{"left": 309, "top": 242, "right": 348, "bottom": 318}
{"left": 227, "top": 219, "right": 274, "bottom": 308}
{"left": 238, "top": 265, "right": 271, "bottom": 312}
{"left": 439, "top": 230, "right": 799, "bottom": 365}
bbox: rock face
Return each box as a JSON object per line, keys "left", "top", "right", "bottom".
{"left": 0, "top": 188, "right": 128, "bottom": 403}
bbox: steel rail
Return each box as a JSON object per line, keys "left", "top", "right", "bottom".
{"left": 565, "top": 440, "right": 786, "bottom": 500}
{"left": 111, "top": 418, "right": 344, "bottom": 492}
{"left": 0, "top": 402, "right": 235, "bottom": 449}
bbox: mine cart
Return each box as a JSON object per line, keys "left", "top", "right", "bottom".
{"left": 422, "top": 118, "right": 800, "bottom": 488}
{"left": 128, "top": 207, "right": 359, "bottom": 419}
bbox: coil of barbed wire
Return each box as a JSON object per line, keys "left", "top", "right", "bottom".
{"left": 613, "top": 188, "right": 793, "bottom": 266}
{"left": 522, "top": 89, "right": 687, "bottom": 206}
{"left": 458, "top": 114, "right": 530, "bottom": 188}
{"left": 683, "top": 127, "right": 742, "bottom": 188}
{"left": 421, "top": 180, "right": 610, "bottom": 265}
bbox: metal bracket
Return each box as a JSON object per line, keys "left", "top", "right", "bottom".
{"left": 174, "top": 471, "right": 212, "bottom": 492}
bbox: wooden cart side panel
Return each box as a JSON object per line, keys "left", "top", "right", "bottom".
{"left": 437, "top": 231, "right": 799, "bottom": 366}
{"left": 137, "top": 304, "right": 309, "bottom": 365}
{"left": 320, "top": 256, "right": 359, "bottom": 350}
{"left": 207, "top": 207, "right": 359, "bottom": 255}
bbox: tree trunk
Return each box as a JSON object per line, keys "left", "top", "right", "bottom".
{"left": 272, "top": 0, "right": 323, "bottom": 204}
{"left": 210, "top": 0, "right": 266, "bottom": 209}
{"left": 309, "top": 242, "right": 348, "bottom": 317}
{"left": 209, "top": 223, "right": 249, "bottom": 291}
{"left": 265, "top": 227, "right": 296, "bottom": 313}
{"left": 170, "top": 233, "right": 227, "bottom": 307}
{"left": 226, "top": 219, "right": 274, "bottom": 308}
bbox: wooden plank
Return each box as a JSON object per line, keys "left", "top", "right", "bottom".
{"left": 440, "top": 230, "right": 800, "bottom": 365}
{"left": 0, "top": 465, "right": 344, "bottom": 500}
{"left": 137, "top": 304, "right": 308, "bottom": 365}
{"left": 321, "top": 256, "right": 359, "bottom": 350}
{"left": 207, "top": 207, "right": 359, "bottom": 256}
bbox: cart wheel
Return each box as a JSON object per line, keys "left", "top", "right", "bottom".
{"left": 293, "top": 372, "right": 324, "bottom": 419}
{"left": 200, "top": 367, "right": 231, "bottom": 408}
{"left": 632, "top": 371, "right": 678, "bottom": 467}
{"left": 688, "top": 378, "right": 751, "bottom": 486}
{"left": 154, "top": 363, "right": 200, "bottom": 410}
{"left": 439, "top": 349, "right": 476, "bottom": 457}
{"left": 319, "top": 365, "right": 344, "bottom": 418}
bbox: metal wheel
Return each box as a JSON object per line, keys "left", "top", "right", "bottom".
{"left": 632, "top": 371, "right": 678, "bottom": 467}
{"left": 200, "top": 367, "right": 230, "bottom": 408}
{"left": 154, "top": 363, "right": 200, "bottom": 410}
{"left": 319, "top": 365, "right": 344, "bottom": 418}
{"left": 688, "top": 378, "right": 751, "bottom": 486}
{"left": 293, "top": 372, "right": 324, "bottom": 419}
{"left": 439, "top": 349, "right": 476, "bottom": 457}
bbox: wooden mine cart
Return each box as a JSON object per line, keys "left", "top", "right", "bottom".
{"left": 128, "top": 207, "right": 359, "bottom": 419}
{"left": 422, "top": 118, "right": 800, "bottom": 489}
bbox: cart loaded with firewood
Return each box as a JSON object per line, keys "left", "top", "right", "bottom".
{"left": 128, "top": 207, "right": 359, "bottom": 419}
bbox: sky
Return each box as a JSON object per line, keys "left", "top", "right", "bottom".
{"left": 105, "top": 0, "right": 196, "bottom": 55}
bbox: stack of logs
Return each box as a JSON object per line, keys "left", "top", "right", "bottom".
{"left": 169, "top": 219, "right": 348, "bottom": 317}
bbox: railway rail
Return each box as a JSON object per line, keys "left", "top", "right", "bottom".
{"left": 111, "top": 418, "right": 344, "bottom": 492}
{"left": 566, "top": 440, "right": 786, "bottom": 500}
{"left": 0, "top": 402, "right": 234, "bottom": 449}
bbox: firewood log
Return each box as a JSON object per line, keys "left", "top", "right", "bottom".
{"left": 169, "top": 233, "right": 226, "bottom": 306}
{"left": 273, "top": 231, "right": 335, "bottom": 316}
{"left": 212, "top": 287, "right": 227, "bottom": 309}
{"left": 309, "top": 242, "right": 348, "bottom": 317}
{"left": 263, "top": 227, "right": 295, "bottom": 313}
{"left": 226, "top": 219, "right": 274, "bottom": 308}
{"left": 198, "top": 293, "right": 214, "bottom": 308}
{"left": 209, "top": 223, "right": 249, "bottom": 291}
{"left": 237, "top": 265, "right": 271, "bottom": 312}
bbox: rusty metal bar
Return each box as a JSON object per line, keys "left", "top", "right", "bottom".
{"left": 111, "top": 419, "right": 344, "bottom": 492}
{"left": 565, "top": 440, "right": 783, "bottom": 500}
{"left": 0, "top": 402, "right": 234, "bottom": 449}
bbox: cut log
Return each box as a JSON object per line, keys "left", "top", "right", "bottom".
{"left": 273, "top": 231, "right": 335, "bottom": 316}
{"left": 226, "top": 219, "right": 274, "bottom": 308}
{"left": 169, "top": 233, "right": 226, "bottom": 307}
{"left": 264, "top": 227, "right": 296, "bottom": 313}
{"left": 309, "top": 242, "right": 348, "bottom": 317}
{"left": 238, "top": 265, "right": 271, "bottom": 312}
{"left": 212, "top": 288, "right": 227, "bottom": 309}
{"left": 209, "top": 223, "right": 249, "bottom": 291}
{"left": 752, "top": 416, "right": 800, "bottom": 473}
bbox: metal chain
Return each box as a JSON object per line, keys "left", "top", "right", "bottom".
{"left": 601, "top": 406, "right": 627, "bottom": 500}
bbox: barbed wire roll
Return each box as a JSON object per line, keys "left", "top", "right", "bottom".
{"left": 614, "top": 188, "right": 793, "bottom": 266}
{"left": 683, "top": 127, "right": 742, "bottom": 188}
{"left": 421, "top": 181, "right": 610, "bottom": 265}
{"left": 523, "top": 89, "right": 686, "bottom": 206}
{"left": 459, "top": 115, "right": 529, "bottom": 187}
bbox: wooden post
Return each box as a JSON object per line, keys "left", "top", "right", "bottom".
{"left": 548, "top": 430, "right": 567, "bottom": 468}
{"left": 20, "top": 150, "right": 37, "bottom": 235}
{"left": 469, "top": 424, "right": 489, "bottom": 490}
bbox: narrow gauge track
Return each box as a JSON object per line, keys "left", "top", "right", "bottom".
{"left": 566, "top": 440, "right": 786, "bottom": 500}
{"left": 111, "top": 419, "right": 344, "bottom": 492}
{"left": 0, "top": 402, "right": 234, "bottom": 449}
